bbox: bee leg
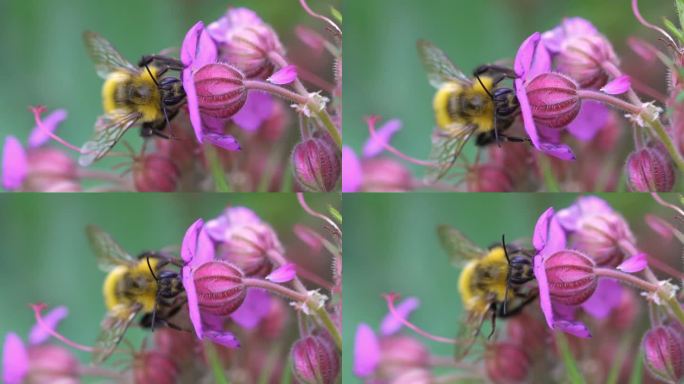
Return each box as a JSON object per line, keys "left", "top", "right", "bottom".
{"left": 139, "top": 55, "right": 184, "bottom": 71}
{"left": 473, "top": 64, "right": 517, "bottom": 80}
{"left": 487, "top": 303, "right": 497, "bottom": 339}
{"left": 498, "top": 134, "right": 532, "bottom": 144}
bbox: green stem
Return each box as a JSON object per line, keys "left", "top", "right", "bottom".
{"left": 314, "top": 305, "right": 341, "bottom": 350}
{"left": 205, "top": 342, "right": 230, "bottom": 384}
{"left": 539, "top": 155, "right": 561, "bottom": 192}
{"left": 205, "top": 144, "right": 230, "bottom": 192}
{"left": 648, "top": 118, "right": 684, "bottom": 173}
{"left": 313, "top": 106, "right": 341, "bottom": 148}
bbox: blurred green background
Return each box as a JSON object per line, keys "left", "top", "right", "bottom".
{"left": 342, "top": 193, "right": 681, "bottom": 382}
{"left": 0, "top": 192, "right": 338, "bottom": 378}
{"left": 0, "top": 0, "right": 337, "bottom": 182}
{"left": 343, "top": 0, "right": 670, "bottom": 173}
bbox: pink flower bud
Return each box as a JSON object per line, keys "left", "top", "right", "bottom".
{"left": 571, "top": 211, "right": 634, "bottom": 268}
{"left": 291, "top": 138, "right": 341, "bottom": 192}
{"left": 291, "top": 334, "right": 340, "bottom": 384}
{"left": 361, "top": 157, "right": 413, "bottom": 192}
{"left": 467, "top": 164, "right": 514, "bottom": 192}
{"left": 485, "top": 343, "right": 531, "bottom": 384}
{"left": 133, "top": 351, "right": 179, "bottom": 384}
{"left": 133, "top": 154, "right": 180, "bottom": 192}
{"left": 194, "top": 63, "right": 247, "bottom": 119}
{"left": 556, "top": 35, "right": 618, "bottom": 89}
{"left": 220, "top": 25, "right": 284, "bottom": 80}
{"left": 626, "top": 143, "right": 676, "bottom": 192}
{"left": 642, "top": 324, "right": 684, "bottom": 383}
{"left": 153, "top": 328, "right": 199, "bottom": 367}
{"left": 26, "top": 345, "right": 80, "bottom": 384}
{"left": 525, "top": 73, "right": 581, "bottom": 128}
{"left": 24, "top": 148, "right": 80, "bottom": 192}
{"left": 193, "top": 261, "right": 246, "bottom": 316}
{"left": 377, "top": 335, "right": 430, "bottom": 379}
{"left": 544, "top": 250, "right": 597, "bottom": 305}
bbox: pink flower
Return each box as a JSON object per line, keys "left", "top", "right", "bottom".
{"left": 2, "top": 136, "right": 28, "bottom": 190}
{"left": 353, "top": 324, "right": 380, "bottom": 377}
{"left": 363, "top": 119, "right": 402, "bottom": 158}
{"left": 266, "top": 263, "right": 297, "bottom": 283}
{"left": 342, "top": 147, "right": 362, "bottom": 192}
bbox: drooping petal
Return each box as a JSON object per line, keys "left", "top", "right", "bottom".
{"left": 363, "top": 119, "right": 402, "bottom": 158}
{"left": 183, "top": 266, "right": 203, "bottom": 339}
{"left": 515, "top": 78, "right": 540, "bottom": 149}
{"left": 183, "top": 67, "right": 203, "bottom": 143}
{"left": 514, "top": 32, "right": 541, "bottom": 77}
{"left": 539, "top": 142, "right": 576, "bottom": 161}
{"left": 527, "top": 42, "right": 551, "bottom": 80}
{"left": 533, "top": 254, "right": 554, "bottom": 329}
{"left": 28, "top": 109, "right": 67, "bottom": 148}
{"left": 617, "top": 252, "right": 648, "bottom": 273}
{"left": 601, "top": 75, "right": 631, "bottom": 95}
{"left": 181, "top": 219, "right": 205, "bottom": 264}
{"left": 204, "top": 330, "right": 241, "bottom": 348}
{"left": 28, "top": 306, "right": 68, "bottom": 345}
{"left": 232, "top": 91, "right": 274, "bottom": 132}
{"left": 581, "top": 278, "right": 622, "bottom": 318}
{"left": 231, "top": 289, "right": 271, "bottom": 329}
{"left": 533, "top": 207, "right": 555, "bottom": 251}
{"left": 342, "top": 147, "right": 362, "bottom": 192}
{"left": 267, "top": 65, "right": 297, "bottom": 85}
{"left": 380, "top": 296, "right": 419, "bottom": 336}
{"left": 2, "top": 333, "right": 28, "bottom": 384}
{"left": 566, "top": 101, "right": 609, "bottom": 142}
{"left": 554, "top": 320, "right": 592, "bottom": 338}
{"left": 2, "top": 136, "right": 27, "bottom": 191}
{"left": 353, "top": 324, "right": 380, "bottom": 377}
{"left": 266, "top": 263, "right": 296, "bottom": 283}
{"left": 203, "top": 132, "right": 242, "bottom": 151}
{"left": 181, "top": 21, "right": 217, "bottom": 70}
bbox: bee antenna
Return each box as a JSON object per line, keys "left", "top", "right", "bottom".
{"left": 146, "top": 254, "right": 159, "bottom": 281}
{"left": 475, "top": 74, "right": 494, "bottom": 99}
{"left": 144, "top": 64, "right": 161, "bottom": 88}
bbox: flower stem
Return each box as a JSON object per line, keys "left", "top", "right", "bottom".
{"left": 648, "top": 118, "right": 684, "bottom": 173}
{"left": 244, "top": 278, "right": 308, "bottom": 302}
{"left": 312, "top": 105, "right": 342, "bottom": 148}
{"left": 314, "top": 305, "right": 342, "bottom": 350}
{"left": 577, "top": 90, "right": 642, "bottom": 114}
{"left": 595, "top": 267, "right": 660, "bottom": 292}
{"left": 244, "top": 80, "right": 309, "bottom": 104}
{"left": 204, "top": 144, "right": 230, "bottom": 192}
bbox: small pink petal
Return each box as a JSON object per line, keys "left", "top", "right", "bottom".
{"left": 2, "top": 333, "right": 28, "bottom": 384}
{"left": 581, "top": 278, "right": 622, "bottom": 319}
{"left": 181, "top": 21, "right": 217, "bottom": 70}
{"left": 534, "top": 254, "right": 554, "bottom": 329}
{"left": 2, "top": 136, "right": 27, "bottom": 190}
{"left": 515, "top": 78, "right": 540, "bottom": 148}
{"left": 380, "top": 296, "right": 419, "bottom": 336}
{"left": 567, "top": 101, "right": 609, "bottom": 142}
{"left": 205, "top": 330, "right": 240, "bottom": 348}
{"left": 645, "top": 214, "right": 674, "bottom": 240}
{"left": 267, "top": 65, "right": 297, "bottom": 85}
{"left": 353, "top": 324, "right": 380, "bottom": 377}
{"left": 617, "top": 252, "right": 648, "bottom": 273}
{"left": 533, "top": 208, "right": 556, "bottom": 251}
{"left": 203, "top": 132, "right": 241, "bottom": 151}
{"left": 28, "top": 306, "right": 68, "bottom": 345}
{"left": 540, "top": 142, "right": 576, "bottom": 161}
{"left": 601, "top": 75, "right": 631, "bottom": 95}
{"left": 266, "top": 263, "right": 296, "bottom": 283}
{"left": 554, "top": 320, "right": 592, "bottom": 338}
{"left": 342, "top": 147, "right": 362, "bottom": 192}
{"left": 28, "top": 109, "right": 67, "bottom": 148}
{"left": 232, "top": 91, "right": 274, "bottom": 132}
{"left": 363, "top": 119, "right": 402, "bottom": 158}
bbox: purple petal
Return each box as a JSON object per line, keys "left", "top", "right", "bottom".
{"left": 539, "top": 142, "right": 576, "bottom": 161}
{"left": 183, "top": 67, "right": 203, "bottom": 143}
{"left": 181, "top": 21, "right": 216, "bottom": 70}
{"left": 231, "top": 289, "right": 271, "bottom": 329}
{"left": 208, "top": 7, "right": 264, "bottom": 43}
{"left": 204, "top": 132, "right": 242, "bottom": 151}
{"left": 567, "top": 101, "right": 609, "bottom": 142}
{"left": 601, "top": 75, "right": 631, "bottom": 95}
{"left": 533, "top": 208, "right": 555, "bottom": 251}
{"left": 554, "top": 320, "right": 592, "bottom": 338}
{"left": 380, "top": 296, "right": 419, "bottom": 336}
{"left": 533, "top": 254, "right": 554, "bottom": 329}
{"left": 514, "top": 32, "right": 541, "bottom": 78}
{"left": 265, "top": 263, "right": 296, "bottom": 283}
{"left": 28, "top": 109, "right": 67, "bottom": 148}
{"left": 353, "top": 324, "right": 380, "bottom": 377}
{"left": 617, "top": 252, "right": 648, "bottom": 273}
{"left": 232, "top": 91, "right": 274, "bottom": 132}
{"left": 527, "top": 42, "right": 551, "bottom": 80}
{"left": 2, "top": 136, "right": 27, "bottom": 191}
{"left": 205, "top": 330, "right": 240, "bottom": 348}
{"left": 183, "top": 266, "right": 203, "bottom": 339}
{"left": 182, "top": 219, "right": 205, "bottom": 264}
{"left": 556, "top": 196, "right": 613, "bottom": 232}
{"left": 363, "top": 119, "right": 402, "bottom": 158}
{"left": 28, "top": 306, "right": 68, "bottom": 345}
{"left": 515, "top": 78, "right": 540, "bottom": 149}
{"left": 267, "top": 65, "right": 297, "bottom": 85}
{"left": 342, "top": 147, "right": 362, "bottom": 192}
{"left": 582, "top": 278, "right": 622, "bottom": 318}
{"left": 2, "top": 333, "right": 28, "bottom": 384}
{"left": 201, "top": 114, "right": 228, "bottom": 134}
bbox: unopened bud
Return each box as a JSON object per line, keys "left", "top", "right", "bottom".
{"left": 133, "top": 351, "right": 179, "bottom": 384}
{"left": 526, "top": 73, "right": 581, "bottom": 128}
{"left": 642, "top": 323, "right": 684, "bottom": 383}
{"left": 194, "top": 63, "right": 247, "bottom": 119}
{"left": 193, "top": 261, "right": 246, "bottom": 316}
{"left": 26, "top": 345, "right": 80, "bottom": 384}
{"left": 485, "top": 343, "right": 531, "bottom": 384}
{"left": 361, "top": 157, "right": 413, "bottom": 192}
{"left": 291, "top": 138, "right": 341, "bottom": 192}
{"left": 572, "top": 211, "right": 634, "bottom": 268}
{"left": 544, "top": 250, "right": 597, "bottom": 305}
{"left": 24, "top": 148, "right": 80, "bottom": 192}
{"left": 557, "top": 35, "right": 618, "bottom": 89}
{"left": 291, "top": 334, "right": 340, "bottom": 384}
{"left": 133, "top": 154, "right": 180, "bottom": 192}
{"left": 626, "top": 143, "right": 676, "bottom": 192}
{"left": 467, "top": 164, "right": 514, "bottom": 192}
{"left": 377, "top": 335, "right": 429, "bottom": 378}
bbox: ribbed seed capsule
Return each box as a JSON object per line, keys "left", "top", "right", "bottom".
{"left": 525, "top": 73, "right": 580, "bottom": 128}
{"left": 642, "top": 324, "right": 684, "bottom": 383}
{"left": 291, "top": 334, "right": 340, "bottom": 384}
{"left": 193, "top": 261, "right": 246, "bottom": 316}
{"left": 194, "top": 63, "right": 247, "bottom": 119}
{"left": 544, "top": 250, "right": 597, "bottom": 305}
{"left": 626, "top": 144, "right": 676, "bottom": 192}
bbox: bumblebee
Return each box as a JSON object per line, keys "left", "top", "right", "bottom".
{"left": 86, "top": 225, "right": 185, "bottom": 363}
{"left": 80, "top": 31, "right": 186, "bottom": 166}
{"left": 437, "top": 225, "right": 536, "bottom": 358}
{"left": 417, "top": 40, "right": 523, "bottom": 180}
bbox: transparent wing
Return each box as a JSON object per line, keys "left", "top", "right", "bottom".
{"left": 427, "top": 124, "right": 477, "bottom": 182}
{"left": 79, "top": 111, "right": 141, "bottom": 167}
{"left": 417, "top": 39, "right": 472, "bottom": 89}
{"left": 437, "top": 224, "right": 487, "bottom": 265}
{"left": 454, "top": 310, "right": 488, "bottom": 361}
{"left": 83, "top": 31, "right": 138, "bottom": 78}
{"left": 92, "top": 304, "right": 141, "bottom": 364}
{"left": 86, "top": 224, "right": 136, "bottom": 271}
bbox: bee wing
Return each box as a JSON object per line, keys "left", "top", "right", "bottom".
{"left": 417, "top": 39, "right": 472, "bottom": 89}
{"left": 427, "top": 123, "right": 477, "bottom": 181}
{"left": 437, "top": 224, "right": 487, "bottom": 265}
{"left": 92, "top": 304, "right": 141, "bottom": 364}
{"left": 83, "top": 31, "right": 138, "bottom": 79}
{"left": 454, "top": 310, "right": 488, "bottom": 361}
{"left": 79, "top": 111, "right": 141, "bottom": 166}
{"left": 86, "top": 224, "right": 137, "bottom": 271}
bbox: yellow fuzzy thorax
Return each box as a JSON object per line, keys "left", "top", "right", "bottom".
{"left": 103, "top": 258, "right": 159, "bottom": 313}
{"left": 433, "top": 76, "right": 495, "bottom": 134}
{"left": 457, "top": 246, "right": 509, "bottom": 314}
{"left": 102, "top": 66, "right": 162, "bottom": 123}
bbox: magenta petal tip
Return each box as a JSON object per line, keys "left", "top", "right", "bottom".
{"left": 267, "top": 65, "right": 298, "bottom": 85}
{"left": 265, "top": 263, "right": 297, "bottom": 283}
{"left": 617, "top": 252, "right": 648, "bottom": 273}
{"left": 600, "top": 75, "right": 631, "bottom": 95}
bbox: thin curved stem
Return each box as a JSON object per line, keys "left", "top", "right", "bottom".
{"left": 366, "top": 117, "right": 439, "bottom": 168}
{"left": 577, "top": 90, "right": 642, "bottom": 114}
{"left": 296, "top": 193, "right": 341, "bottom": 237}
{"left": 244, "top": 80, "right": 309, "bottom": 105}
{"left": 595, "top": 267, "right": 659, "bottom": 292}
{"left": 243, "top": 278, "right": 308, "bottom": 302}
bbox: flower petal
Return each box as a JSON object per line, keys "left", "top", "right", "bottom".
{"left": 266, "top": 263, "right": 296, "bottom": 283}
{"left": 183, "top": 67, "right": 203, "bottom": 143}
{"left": 203, "top": 132, "right": 242, "bottom": 151}
{"left": 566, "top": 101, "right": 609, "bottom": 142}
{"left": 232, "top": 91, "right": 274, "bottom": 132}
{"left": 342, "top": 147, "right": 362, "bottom": 192}
{"left": 181, "top": 219, "right": 205, "bottom": 264}
{"left": 601, "top": 75, "right": 631, "bottom": 95}
{"left": 515, "top": 78, "right": 540, "bottom": 149}
{"left": 2, "top": 136, "right": 27, "bottom": 191}
{"left": 181, "top": 21, "right": 217, "bottom": 70}
{"left": 581, "top": 278, "right": 622, "bottom": 318}
{"left": 28, "top": 109, "right": 67, "bottom": 148}
{"left": 267, "top": 65, "right": 297, "bottom": 85}
{"left": 617, "top": 252, "right": 648, "bottom": 273}
{"left": 514, "top": 32, "right": 541, "bottom": 77}
{"left": 527, "top": 43, "right": 551, "bottom": 80}
{"left": 28, "top": 306, "right": 68, "bottom": 345}
{"left": 533, "top": 254, "right": 554, "bottom": 329}
{"left": 183, "top": 266, "right": 203, "bottom": 339}
{"left": 353, "top": 323, "right": 380, "bottom": 377}
{"left": 380, "top": 296, "right": 419, "bottom": 336}
{"left": 2, "top": 333, "right": 28, "bottom": 384}
{"left": 231, "top": 289, "right": 271, "bottom": 329}
{"left": 205, "top": 330, "right": 240, "bottom": 348}
{"left": 539, "top": 142, "right": 576, "bottom": 161}
{"left": 554, "top": 320, "right": 592, "bottom": 338}
{"left": 533, "top": 207, "right": 555, "bottom": 251}
{"left": 363, "top": 118, "right": 402, "bottom": 158}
